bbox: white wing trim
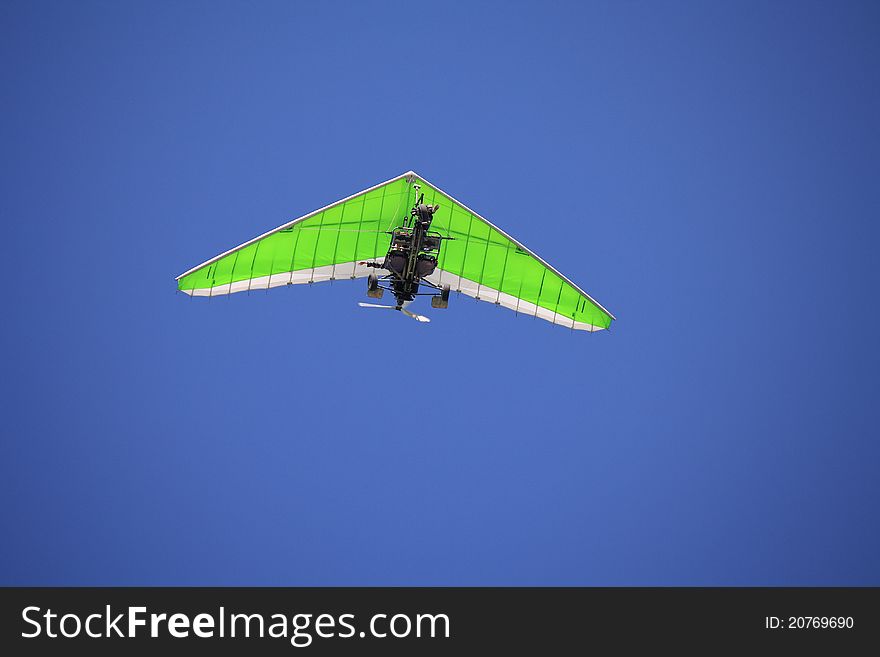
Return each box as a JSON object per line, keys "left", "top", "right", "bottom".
{"left": 423, "top": 269, "right": 606, "bottom": 332}
{"left": 179, "top": 260, "right": 374, "bottom": 296}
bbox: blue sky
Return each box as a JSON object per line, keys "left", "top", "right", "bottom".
{"left": 2, "top": 0, "right": 878, "bottom": 585}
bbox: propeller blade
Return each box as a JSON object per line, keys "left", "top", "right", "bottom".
{"left": 357, "top": 302, "right": 396, "bottom": 310}
{"left": 401, "top": 309, "right": 431, "bottom": 323}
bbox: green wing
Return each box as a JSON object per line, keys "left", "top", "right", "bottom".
{"left": 411, "top": 175, "right": 614, "bottom": 331}
{"left": 177, "top": 171, "right": 615, "bottom": 332}
{"left": 176, "top": 174, "right": 413, "bottom": 295}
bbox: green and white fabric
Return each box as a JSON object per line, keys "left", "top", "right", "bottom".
{"left": 176, "top": 171, "right": 615, "bottom": 331}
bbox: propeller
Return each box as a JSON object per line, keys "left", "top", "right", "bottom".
{"left": 357, "top": 302, "right": 431, "bottom": 323}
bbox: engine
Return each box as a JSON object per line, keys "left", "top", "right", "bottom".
{"left": 416, "top": 253, "right": 437, "bottom": 278}
{"left": 385, "top": 251, "right": 407, "bottom": 275}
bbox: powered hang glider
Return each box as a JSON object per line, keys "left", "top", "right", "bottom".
{"left": 176, "top": 172, "right": 615, "bottom": 331}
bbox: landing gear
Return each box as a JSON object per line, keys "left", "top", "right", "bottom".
{"left": 431, "top": 284, "right": 450, "bottom": 309}
{"left": 367, "top": 274, "right": 383, "bottom": 299}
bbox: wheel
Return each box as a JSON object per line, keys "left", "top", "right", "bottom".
{"left": 367, "top": 274, "right": 383, "bottom": 299}
{"left": 431, "top": 284, "right": 450, "bottom": 309}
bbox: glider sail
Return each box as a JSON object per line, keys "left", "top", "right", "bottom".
{"left": 176, "top": 171, "right": 615, "bottom": 331}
